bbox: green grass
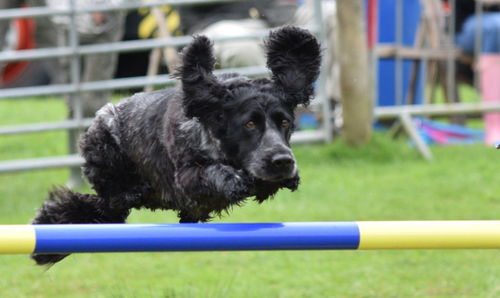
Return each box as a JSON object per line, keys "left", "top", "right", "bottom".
{"left": 432, "top": 84, "right": 482, "bottom": 104}
{"left": 0, "top": 98, "right": 499, "bottom": 297}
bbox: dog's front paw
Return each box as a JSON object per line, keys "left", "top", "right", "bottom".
{"left": 221, "top": 168, "right": 254, "bottom": 203}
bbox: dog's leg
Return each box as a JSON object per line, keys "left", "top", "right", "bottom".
{"left": 30, "top": 188, "right": 130, "bottom": 265}
{"left": 31, "top": 120, "right": 150, "bottom": 266}
{"left": 178, "top": 210, "right": 211, "bottom": 223}
{"left": 176, "top": 162, "right": 254, "bottom": 204}
{"left": 80, "top": 119, "right": 152, "bottom": 213}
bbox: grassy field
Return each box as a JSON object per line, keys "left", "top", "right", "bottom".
{"left": 0, "top": 97, "right": 499, "bottom": 297}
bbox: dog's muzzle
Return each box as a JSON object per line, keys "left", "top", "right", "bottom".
{"left": 246, "top": 126, "right": 297, "bottom": 182}
{"left": 247, "top": 149, "right": 297, "bottom": 182}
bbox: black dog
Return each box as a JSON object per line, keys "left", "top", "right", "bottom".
{"left": 31, "top": 26, "right": 321, "bottom": 265}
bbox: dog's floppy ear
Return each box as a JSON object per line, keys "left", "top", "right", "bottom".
{"left": 265, "top": 26, "right": 321, "bottom": 107}
{"left": 176, "top": 35, "right": 224, "bottom": 119}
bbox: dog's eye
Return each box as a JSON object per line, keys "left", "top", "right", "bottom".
{"left": 245, "top": 121, "right": 256, "bottom": 129}
{"left": 280, "top": 119, "right": 290, "bottom": 128}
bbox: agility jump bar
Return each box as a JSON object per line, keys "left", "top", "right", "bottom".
{"left": 1, "top": 221, "right": 499, "bottom": 254}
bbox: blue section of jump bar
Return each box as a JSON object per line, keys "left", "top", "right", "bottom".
{"left": 34, "top": 222, "right": 360, "bottom": 253}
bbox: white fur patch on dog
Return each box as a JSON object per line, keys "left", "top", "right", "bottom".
{"left": 180, "top": 118, "right": 222, "bottom": 160}
{"left": 95, "top": 103, "right": 121, "bottom": 145}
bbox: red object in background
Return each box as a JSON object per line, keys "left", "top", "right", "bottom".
{"left": 366, "top": 0, "right": 377, "bottom": 50}
{"left": 442, "top": 1, "right": 451, "bottom": 14}
{"left": 1, "top": 17, "right": 36, "bottom": 85}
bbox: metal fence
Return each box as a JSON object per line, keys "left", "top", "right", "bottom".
{"left": 3, "top": 0, "right": 500, "bottom": 172}
{"left": 0, "top": 0, "right": 331, "bottom": 174}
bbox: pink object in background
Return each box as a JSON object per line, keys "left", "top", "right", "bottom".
{"left": 478, "top": 55, "right": 500, "bottom": 145}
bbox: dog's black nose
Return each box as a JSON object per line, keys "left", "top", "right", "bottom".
{"left": 271, "top": 154, "right": 294, "bottom": 168}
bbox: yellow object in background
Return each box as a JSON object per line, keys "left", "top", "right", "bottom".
{"left": 138, "top": 6, "right": 181, "bottom": 39}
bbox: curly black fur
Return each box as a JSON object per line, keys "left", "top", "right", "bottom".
{"left": 31, "top": 26, "right": 321, "bottom": 265}
{"left": 265, "top": 26, "right": 322, "bottom": 107}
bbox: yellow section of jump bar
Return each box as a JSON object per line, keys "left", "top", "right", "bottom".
{"left": 358, "top": 221, "right": 500, "bottom": 249}
{"left": 0, "top": 225, "right": 36, "bottom": 254}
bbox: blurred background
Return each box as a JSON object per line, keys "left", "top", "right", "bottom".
{"left": 0, "top": 0, "right": 499, "bottom": 297}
